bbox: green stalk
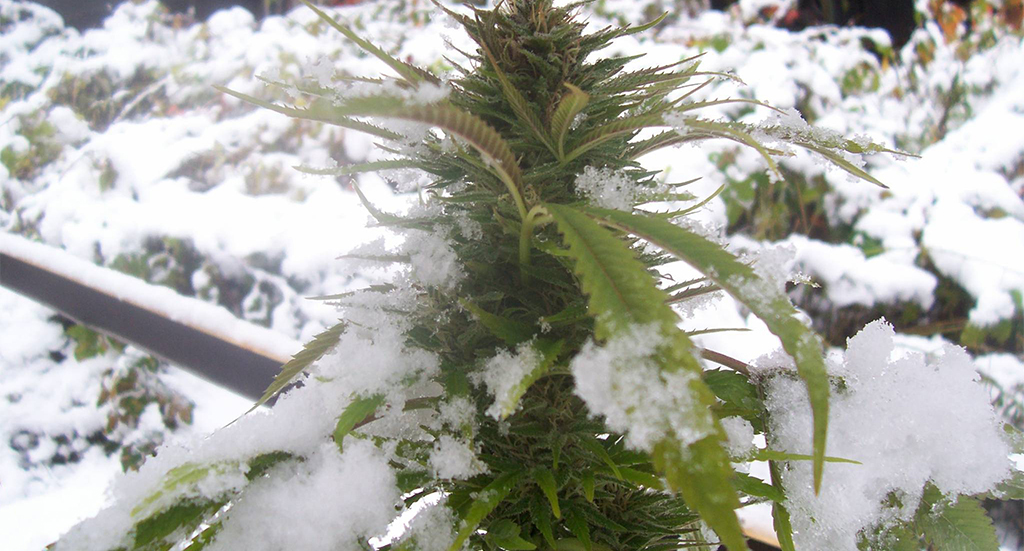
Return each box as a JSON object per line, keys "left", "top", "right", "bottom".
{"left": 519, "top": 205, "right": 552, "bottom": 283}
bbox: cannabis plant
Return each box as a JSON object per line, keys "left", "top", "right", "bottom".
{"left": 55, "top": 2, "right": 1021, "bottom": 551}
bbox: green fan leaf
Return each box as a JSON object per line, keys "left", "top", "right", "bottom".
{"left": 623, "top": 129, "right": 690, "bottom": 160}
{"left": 180, "top": 521, "right": 223, "bottom": 551}
{"left": 341, "top": 101, "right": 527, "bottom": 219}
{"left": 617, "top": 466, "right": 664, "bottom": 489}
{"left": 252, "top": 322, "right": 345, "bottom": 409}
{"left": 460, "top": 299, "right": 535, "bottom": 345}
{"left": 732, "top": 472, "right": 785, "bottom": 503}
{"left": 213, "top": 86, "right": 403, "bottom": 141}
{"left": 488, "top": 519, "right": 538, "bottom": 551}
{"left": 597, "top": 58, "right": 695, "bottom": 95}
{"left": 333, "top": 394, "right": 385, "bottom": 451}
{"left": 992, "top": 468, "right": 1024, "bottom": 500}
{"left": 679, "top": 118, "right": 781, "bottom": 180}
{"left": 582, "top": 206, "right": 831, "bottom": 492}
{"left": 542, "top": 203, "right": 678, "bottom": 339}
{"left": 751, "top": 450, "right": 861, "bottom": 465}
{"left": 530, "top": 494, "right": 558, "bottom": 549}
{"left": 550, "top": 83, "right": 590, "bottom": 161}
{"left": 703, "top": 368, "right": 763, "bottom": 423}
{"left": 917, "top": 486, "right": 1000, "bottom": 551}
{"left": 545, "top": 203, "right": 745, "bottom": 548}
{"left": 578, "top": 436, "right": 623, "bottom": 481}
{"left": 581, "top": 470, "right": 596, "bottom": 502}
{"left": 563, "top": 113, "right": 664, "bottom": 165}
{"left": 293, "top": 159, "right": 423, "bottom": 177}
{"left": 533, "top": 467, "right": 562, "bottom": 519}
{"left": 131, "top": 462, "right": 230, "bottom": 519}
{"left": 768, "top": 459, "right": 797, "bottom": 551}
{"left": 216, "top": 89, "right": 526, "bottom": 218}
{"left": 302, "top": 1, "right": 438, "bottom": 86}
{"left": 653, "top": 437, "right": 747, "bottom": 551}
{"left": 449, "top": 470, "right": 525, "bottom": 551}
{"left": 800, "top": 143, "right": 888, "bottom": 188}
{"left": 616, "top": 11, "right": 669, "bottom": 37}
{"left": 132, "top": 498, "right": 226, "bottom": 550}
{"left": 564, "top": 506, "right": 594, "bottom": 551}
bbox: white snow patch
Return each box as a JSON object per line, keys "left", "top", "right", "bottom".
{"left": 207, "top": 440, "right": 398, "bottom": 551}
{"left": 571, "top": 324, "right": 712, "bottom": 451}
{"left": 763, "top": 319, "right": 1012, "bottom": 551}
{"left": 428, "top": 435, "right": 487, "bottom": 480}
{"left": 472, "top": 342, "right": 541, "bottom": 420}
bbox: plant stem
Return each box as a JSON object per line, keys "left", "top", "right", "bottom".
{"left": 519, "top": 205, "right": 552, "bottom": 283}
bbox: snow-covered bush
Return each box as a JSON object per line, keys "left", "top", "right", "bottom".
{"left": 52, "top": 1, "right": 1022, "bottom": 550}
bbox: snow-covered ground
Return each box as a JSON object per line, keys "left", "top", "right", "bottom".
{"left": 1, "top": 0, "right": 1022, "bottom": 548}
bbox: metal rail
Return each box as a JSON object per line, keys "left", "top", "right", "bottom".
{"left": 0, "top": 250, "right": 283, "bottom": 403}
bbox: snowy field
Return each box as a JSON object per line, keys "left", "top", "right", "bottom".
{"left": 1, "top": 0, "right": 1022, "bottom": 549}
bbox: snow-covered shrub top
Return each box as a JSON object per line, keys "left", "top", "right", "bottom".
{"left": 762, "top": 319, "right": 1012, "bottom": 550}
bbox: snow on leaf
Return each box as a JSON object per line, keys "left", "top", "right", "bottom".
{"left": 581, "top": 206, "right": 832, "bottom": 493}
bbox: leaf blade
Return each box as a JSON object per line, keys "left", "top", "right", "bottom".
{"left": 253, "top": 322, "right": 345, "bottom": 409}
{"left": 302, "top": 0, "right": 438, "bottom": 85}
{"left": 583, "top": 207, "right": 831, "bottom": 492}
{"left": 534, "top": 467, "right": 562, "bottom": 519}
{"left": 333, "top": 394, "right": 385, "bottom": 451}
{"left": 448, "top": 470, "right": 525, "bottom": 551}
{"left": 550, "top": 83, "right": 590, "bottom": 160}
{"left": 918, "top": 486, "right": 1000, "bottom": 551}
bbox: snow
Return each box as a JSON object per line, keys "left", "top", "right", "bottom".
{"left": 428, "top": 435, "right": 487, "bottom": 480}
{"left": 0, "top": 286, "right": 252, "bottom": 550}
{"left": 788, "top": 234, "right": 938, "bottom": 308}
{"left": 316, "top": 322, "right": 440, "bottom": 400}
{"left": 206, "top": 440, "right": 399, "bottom": 551}
{"left": 574, "top": 165, "right": 661, "bottom": 210}
{"left": 571, "top": 324, "right": 712, "bottom": 451}
{"left": 473, "top": 342, "right": 541, "bottom": 420}
{"left": 396, "top": 498, "right": 457, "bottom": 551}
{"left": 720, "top": 416, "right": 756, "bottom": 458}
{"left": 403, "top": 229, "right": 465, "bottom": 291}
{"left": 922, "top": 200, "right": 1024, "bottom": 325}
{"left": 762, "top": 320, "right": 1013, "bottom": 551}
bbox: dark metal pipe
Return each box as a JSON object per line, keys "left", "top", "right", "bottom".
{"left": 0, "top": 251, "right": 280, "bottom": 403}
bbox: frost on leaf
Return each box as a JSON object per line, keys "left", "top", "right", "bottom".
{"left": 316, "top": 323, "right": 440, "bottom": 399}
{"left": 720, "top": 416, "right": 755, "bottom": 458}
{"left": 403, "top": 229, "right": 466, "bottom": 291}
{"left": 574, "top": 166, "right": 653, "bottom": 211}
{"left": 396, "top": 498, "right": 457, "bottom": 551}
{"left": 428, "top": 435, "right": 487, "bottom": 480}
{"left": 570, "top": 324, "right": 710, "bottom": 452}
{"left": 207, "top": 441, "right": 399, "bottom": 551}
{"left": 472, "top": 342, "right": 542, "bottom": 420}
{"left": 762, "top": 319, "right": 1012, "bottom": 551}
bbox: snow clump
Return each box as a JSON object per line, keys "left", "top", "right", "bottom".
{"left": 574, "top": 166, "right": 647, "bottom": 211}
{"left": 316, "top": 324, "right": 440, "bottom": 399}
{"left": 571, "top": 324, "right": 711, "bottom": 451}
{"left": 428, "top": 435, "right": 487, "bottom": 480}
{"left": 402, "top": 230, "right": 465, "bottom": 291}
{"left": 720, "top": 416, "right": 756, "bottom": 458}
{"left": 396, "top": 499, "right": 457, "bottom": 551}
{"left": 207, "top": 440, "right": 398, "bottom": 551}
{"left": 762, "top": 319, "right": 1013, "bottom": 551}
{"left": 472, "top": 342, "right": 542, "bottom": 420}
